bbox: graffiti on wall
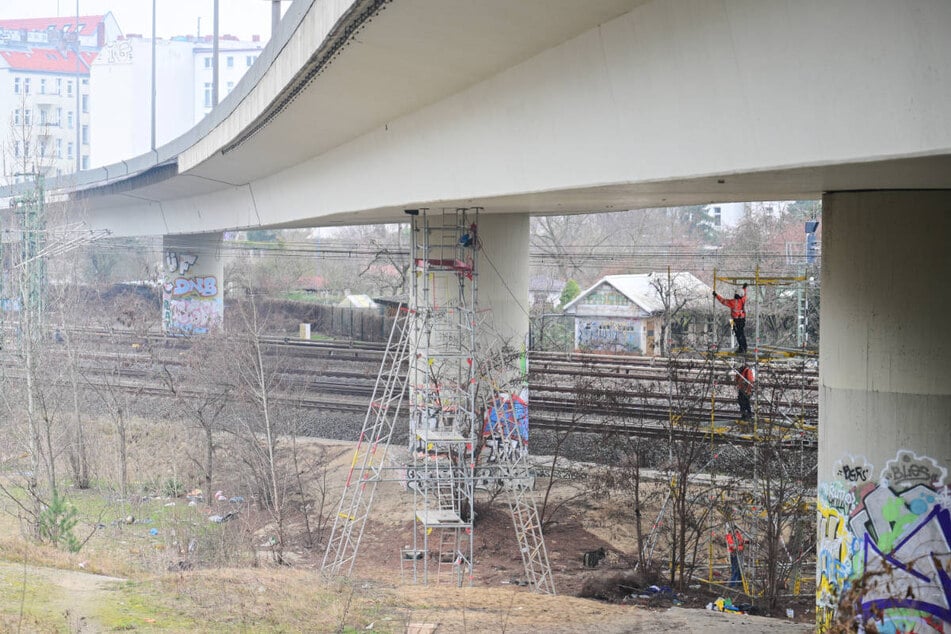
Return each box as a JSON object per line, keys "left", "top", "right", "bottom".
{"left": 162, "top": 251, "right": 222, "bottom": 335}
{"left": 576, "top": 318, "right": 641, "bottom": 353}
{"left": 817, "top": 450, "right": 950, "bottom": 633}
{"left": 102, "top": 40, "right": 133, "bottom": 64}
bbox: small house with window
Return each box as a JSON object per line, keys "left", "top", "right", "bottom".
{"left": 562, "top": 272, "right": 712, "bottom": 355}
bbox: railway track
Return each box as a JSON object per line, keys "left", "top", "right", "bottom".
{"left": 1, "top": 326, "right": 818, "bottom": 448}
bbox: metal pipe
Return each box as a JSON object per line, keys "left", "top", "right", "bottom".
{"left": 212, "top": 0, "right": 219, "bottom": 107}
{"left": 271, "top": 0, "right": 281, "bottom": 37}
{"left": 75, "top": 0, "right": 81, "bottom": 172}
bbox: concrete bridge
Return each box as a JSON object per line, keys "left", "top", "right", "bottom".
{"left": 27, "top": 1, "right": 951, "bottom": 629}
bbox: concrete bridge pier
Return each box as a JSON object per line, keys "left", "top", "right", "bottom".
{"left": 476, "top": 213, "right": 530, "bottom": 351}
{"left": 161, "top": 233, "right": 224, "bottom": 335}
{"left": 817, "top": 191, "right": 951, "bottom": 631}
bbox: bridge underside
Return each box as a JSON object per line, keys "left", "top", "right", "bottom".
{"left": 55, "top": 0, "right": 951, "bottom": 237}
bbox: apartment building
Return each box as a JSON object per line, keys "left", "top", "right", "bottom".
{"left": 91, "top": 34, "right": 264, "bottom": 168}
{"left": 0, "top": 14, "right": 120, "bottom": 183}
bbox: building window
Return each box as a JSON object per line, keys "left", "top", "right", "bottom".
{"left": 81, "top": 94, "right": 89, "bottom": 113}
{"left": 81, "top": 155, "right": 89, "bottom": 170}
{"left": 24, "top": 109, "right": 31, "bottom": 126}
{"left": 39, "top": 140, "right": 48, "bottom": 157}
{"left": 246, "top": 55, "right": 253, "bottom": 67}
{"left": 203, "top": 82, "right": 212, "bottom": 107}
{"left": 56, "top": 138, "right": 62, "bottom": 158}
{"left": 204, "top": 56, "right": 211, "bottom": 68}
{"left": 14, "top": 141, "right": 20, "bottom": 158}
{"left": 226, "top": 81, "right": 234, "bottom": 94}
{"left": 24, "top": 141, "right": 30, "bottom": 158}
{"left": 39, "top": 109, "right": 47, "bottom": 126}
{"left": 67, "top": 142, "right": 74, "bottom": 159}
{"left": 66, "top": 80, "right": 73, "bottom": 96}
{"left": 24, "top": 77, "right": 31, "bottom": 94}
{"left": 56, "top": 78, "right": 62, "bottom": 94}
{"left": 56, "top": 107, "right": 62, "bottom": 125}
{"left": 13, "top": 109, "right": 20, "bottom": 125}
{"left": 226, "top": 56, "right": 234, "bottom": 68}
{"left": 67, "top": 111, "right": 73, "bottom": 129}
{"left": 712, "top": 206, "right": 722, "bottom": 227}
{"left": 14, "top": 77, "right": 20, "bottom": 94}
{"left": 40, "top": 78, "right": 46, "bottom": 94}
{"left": 81, "top": 78, "right": 88, "bottom": 86}
{"left": 81, "top": 124, "right": 89, "bottom": 145}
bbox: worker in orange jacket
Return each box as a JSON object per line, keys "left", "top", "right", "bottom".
{"left": 726, "top": 530, "right": 745, "bottom": 588}
{"left": 714, "top": 283, "right": 748, "bottom": 353}
{"left": 735, "top": 365, "right": 755, "bottom": 421}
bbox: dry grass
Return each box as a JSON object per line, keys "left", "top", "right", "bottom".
{"left": 0, "top": 427, "right": 815, "bottom": 633}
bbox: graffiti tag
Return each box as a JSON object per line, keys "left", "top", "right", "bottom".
{"left": 834, "top": 455, "right": 873, "bottom": 483}
{"left": 165, "top": 251, "right": 198, "bottom": 275}
{"left": 882, "top": 451, "right": 946, "bottom": 492}
{"left": 103, "top": 40, "right": 133, "bottom": 64}
{"left": 171, "top": 276, "right": 217, "bottom": 298}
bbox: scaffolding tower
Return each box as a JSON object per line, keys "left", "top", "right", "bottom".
{"left": 324, "top": 207, "right": 555, "bottom": 592}
{"left": 702, "top": 267, "right": 816, "bottom": 600}
{"left": 404, "top": 208, "right": 479, "bottom": 586}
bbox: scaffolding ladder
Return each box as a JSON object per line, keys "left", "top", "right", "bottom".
{"left": 321, "top": 305, "right": 413, "bottom": 578}
{"left": 405, "top": 208, "right": 479, "bottom": 586}
{"left": 480, "top": 347, "right": 556, "bottom": 594}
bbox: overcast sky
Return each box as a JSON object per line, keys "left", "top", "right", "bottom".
{"left": 0, "top": 0, "right": 289, "bottom": 42}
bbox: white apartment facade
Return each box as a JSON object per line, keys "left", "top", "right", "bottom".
{"left": 193, "top": 38, "right": 263, "bottom": 119}
{"left": 91, "top": 35, "right": 264, "bottom": 168}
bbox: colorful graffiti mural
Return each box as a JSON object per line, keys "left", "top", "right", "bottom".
{"left": 162, "top": 251, "right": 223, "bottom": 335}
{"left": 818, "top": 451, "right": 950, "bottom": 633}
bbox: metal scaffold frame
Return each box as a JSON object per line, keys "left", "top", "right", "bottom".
{"left": 404, "top": 208, "right": 479, "bottom": 586}
{"left": 4, "top": 174, "right": 48, "bottom": 350}
{"left": 699, "top": 266, "right": 816, "bottom": 601}
{"left": 323, "top": 207, "right": 554, "bottom": 593}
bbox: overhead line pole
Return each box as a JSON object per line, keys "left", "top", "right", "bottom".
{"left": 75, "top": 0, "right": 81, "bottom": 173}
{"left": 151, "top": 0, "right": 156, "bottom": 150}
{"left": 212, "top": 0, "right": 220, "bottom": 107}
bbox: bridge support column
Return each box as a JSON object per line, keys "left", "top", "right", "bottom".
{"left": 161, "top": 233, "right": 224, "bottom": 334}
{"left": 817, "top": 191, "right": 951, "bottom": 631}
{"left": 477, "top": 213, "right": 530, "bottom": 350}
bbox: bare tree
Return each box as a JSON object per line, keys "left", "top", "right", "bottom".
{"left": 153, "top": 331, "right": 233, "bottom": 494}
{"left": 659, "top": 354, "right": 721, "bottom": 591}
{"left": 744, "top": 360, "right": 816, "bottom": 611}
{"left": 224, "top": 290, "right": 292, "bottom": 564}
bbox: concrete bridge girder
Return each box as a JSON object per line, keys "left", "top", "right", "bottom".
{"left": 66, "top": 0, "right": 951, "bottom": 237}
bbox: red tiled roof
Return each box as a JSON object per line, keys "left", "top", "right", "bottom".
{"left": 0, "top": 49, "right": 97, "bottom": 73}
{"left": 0, "top": 15, "right": 106, "bottom": 37}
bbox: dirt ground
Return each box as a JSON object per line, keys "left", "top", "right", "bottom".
{"left": 310, "top": 440, "right": 815, "bottom": 632}
{"left": 0, "top": 437, "right": 815, "bottom": 632}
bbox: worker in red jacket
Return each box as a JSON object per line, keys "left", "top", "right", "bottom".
{"left": 726, "top": 529, "right": 745, "bottom": 588}
{"left": 714, "top": 283, "right": 748, "bottom": 353}
{"left": 735, "top": 365, "right": 755, "bottom": 421}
